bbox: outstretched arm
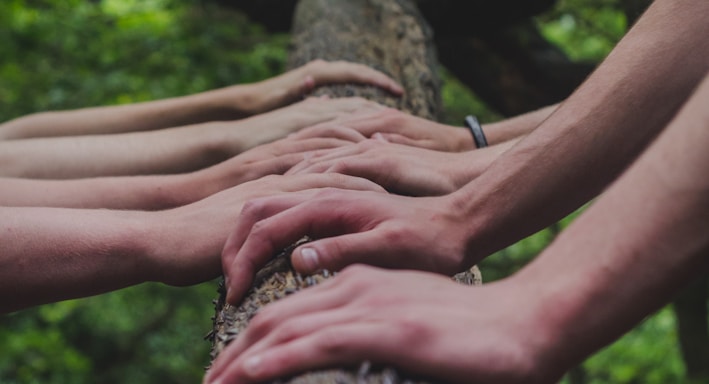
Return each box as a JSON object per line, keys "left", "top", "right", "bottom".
{"left": 205, "top": 70, "right": 709, "bottom": 384}
{"left": 452, "top": 0, "right": 709, "bottom": 261}
{"left": 0, "top": 173, "right": 383, "bottom": 314}
{"left": 0, "top": 134, "right": 360, "bottom": 210}
{"left": 0, "top": 60, "right": 402, "bottom": 140}
{"left": 0, "top": 97, "right": 381, "bottom": 179}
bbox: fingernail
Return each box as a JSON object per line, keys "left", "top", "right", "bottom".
{"left": 372, "top": 132, "right": 388, "bottom": 142}
{"left": 244, "top": 355, "right": 262, "bottom": 377}
{"left": 299, "top": 247, "right": 319, "bottom": 271}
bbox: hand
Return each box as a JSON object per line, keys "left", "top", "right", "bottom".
{"left": 247, "top": 60, "right": 404, "bottom": 114}
{"left": 303, "top": 108, "right": 475, "bottom": 152}
{"left": 221, "top": 188, "right": 472, "bottom": 304}
{"left": 287, "top": 139, "right": 475, "bottom": 196}
{"left": 147, "top": 174, "right": 385, "bottom": 287}
{"left": 229, "top": 97, "right": 385, "bottom": 153}
{"left": 200, "top": 133, "right": 364, "bottom": 194}
{"left": 205, "top": 265, "right": 562, "bottom": 384}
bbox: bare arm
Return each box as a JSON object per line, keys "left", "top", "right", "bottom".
{"left": 0, "top": 97, "right": 382, "bottom": 179}
{"left": 483, "top": 104, "right": 557, "bottom": 145}
{"left": 205, "top": 70, "right": 709, "bottom": 384}
{"left": 0, "top": 173, "right": 383, "bottom": 314}
{"left": 0, "top": 135, "right": 359, "bottom": 210}
{"left": 453, "top": 0, "right": 709, "bottom": 262}
{"left": 0, "top": 60, "right": 402, "bottom": 140}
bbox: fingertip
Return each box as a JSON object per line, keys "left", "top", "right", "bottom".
{"left": 371, "top": 132, "right": 390, "bottom": 143}
{"left": 292, "top": 246, "right": 320, "bottom": 274}
{"left": 303, "top": 75, "right": 316, "bottom": 92}
{"left": 389, "top": 82, "right": 405, "bottom": 96}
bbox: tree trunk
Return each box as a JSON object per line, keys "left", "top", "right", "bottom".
{"left": 208, "top": 0, "right": 481, "bottom": 382}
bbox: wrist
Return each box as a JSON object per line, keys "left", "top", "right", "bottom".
{"left": 450, "top": 124, "right": 476, "bottom": 151}
{"left": 141, "top": 206, "right": 223, "bottom": 286}
{"left": 492, "top": 275, "right": 573, "bottom": 382}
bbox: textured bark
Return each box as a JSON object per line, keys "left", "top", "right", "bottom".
{"left": 208, "top": 1, "right": 481, "bottom": 382}
{"left": 288, "top": 0, "right": 442, "bottom": 120}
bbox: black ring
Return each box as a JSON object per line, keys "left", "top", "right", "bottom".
{"left": 464, "top": 115, "right": 488, "bottom": 148}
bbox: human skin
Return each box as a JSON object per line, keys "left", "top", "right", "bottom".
{"left": 204, "top": 70, "right": 709, "bottom": 384}
{"left": 0, "top": 134, "right": 365, "bottom": 209}
{"left": 0, "top": 173, "right": 384, "bottom": 314}
{"left": 220, "top": 0, "right": 709, "bottom": 304}
{"left": 287, "top": 137, "right": 518, "bottom": 195}
{"left": 0, "top": 97, "right": 384, "bottom": 179}
{"left": 281, "top": 104, "right": 558, "bottom": 195}
{"left": 0, "top": 60, "right": 403, "bottom": 140}
{"left": 296, "top": 103, "right": 557, "bottom": 152}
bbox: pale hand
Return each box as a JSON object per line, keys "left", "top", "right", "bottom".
{"left": 244, "top": 60, "right": 404, "bottom": 114}
{"left": 205, "top": 265, "right": 561, "bottom": 384}
{"left": 287, "top": 139, "right": 467, "bottom": 195}
{"left": 221, "top": 189, "right": 471, "bottom": 305}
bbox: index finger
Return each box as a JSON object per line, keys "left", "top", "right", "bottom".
{"left": 313, "top": 61, "right": 404, "bottom": 96}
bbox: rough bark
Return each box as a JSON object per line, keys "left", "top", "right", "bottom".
{"left": 208, "top": 1, "right": 481, "bottom": 382}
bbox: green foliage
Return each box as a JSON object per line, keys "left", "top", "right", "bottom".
{"left": 537, "top": 0, "right": 628, "bottom": 61}
{"left": 583, "top": 308, "right": 684, "bottom": 383}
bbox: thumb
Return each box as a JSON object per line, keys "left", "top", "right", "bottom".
{"left": 291, "top": 232, "right": 389, "bottom": 274}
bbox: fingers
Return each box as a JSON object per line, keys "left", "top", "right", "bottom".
{"left": 278, "top": 173, "right": 386, "bottom": 194}
{"left": 290, "top": 231, "right": 399, "bottom": 274}
{"left": 223, "top": 189, "right": 385, "bottom": 304}
{"left": 372, "top": 132, "right": 425, "bottom": 147}
{"left": 222, "top": 192, "right": 314, "bottom": 304}
{"left": 307, "top": 60, "right": 404, "bottom": 96}
{"left": 290, "top": 123, "right": 367, "bottom": 142}
{"left": 207, "top": 321, "right": 409, "bottom": 384}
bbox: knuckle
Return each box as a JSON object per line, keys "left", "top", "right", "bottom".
{"left": 329, "top": 160, "right": 351, "bottom": 173}
{"left": 241, "top": 199, "right": 266, "bottom": 218}
{"left": 317, "top": 328, "right": 351, "bottom": 354}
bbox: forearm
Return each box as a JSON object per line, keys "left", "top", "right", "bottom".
{"left": 0, "top": 173, "right": 211, "bottom": 210}
{"left": 453, "top": 0, "right": 709, "bottom": 261}
{"left": 483, "top": 104, "right": 557, "bottom": 145}
{"left": 514, "top": 71, "right": 709, "bottom": 371}
{"left": 0, "top": 121, "right": 238, "bottom": 178}
{"left": 0, "top": 85, "right": 255, "bottom": 140}
{"left": 451, "top": 138, "right": 521, "bottom": 188}
{"left": 0, "top": 207, "right": 157, "bottom": 313}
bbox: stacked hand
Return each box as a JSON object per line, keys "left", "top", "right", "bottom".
{"left": 205, "top": 266, "right": 561, "bottom": 384}
{"left": 220, "top": 188, "right": 473, "bottom": 305}
{"left": 287, "top": 138, "right": 473, "bottom": 196}
{"left": 148, "top": 174, "right": 386, "bottom": 287}
{"left": 297, "top": 108, "right": 474, "bottom": 152}
{"left": 241, "top": 60, "right": 404, "bottom": 115}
